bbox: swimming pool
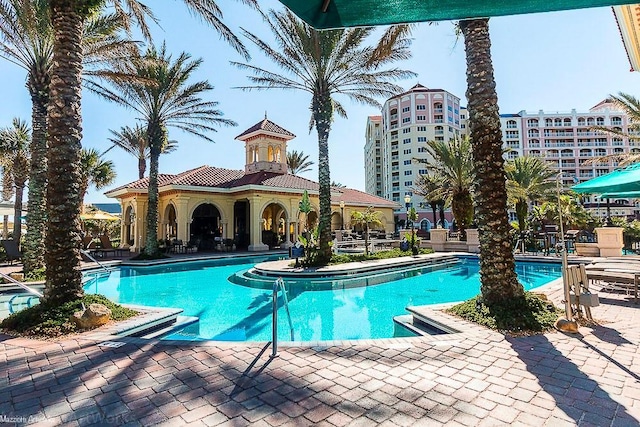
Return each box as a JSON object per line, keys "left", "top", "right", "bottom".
{"left": 84, "top": 256, "right": 561, "bottom": 342}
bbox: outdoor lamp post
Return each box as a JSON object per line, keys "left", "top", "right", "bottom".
{"left": 404, "top": 194, "right": 411, "bottom": 228}
{"left": 340, "top": 200, "right": 345, "bottom": 230}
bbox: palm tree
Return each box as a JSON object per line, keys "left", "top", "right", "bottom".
{"left": 416, "top": 136, "right": 474, "bottom": 239}
{"left": 94, "top": 43, "right": 236, "bottom": 256}
{"left": 586, "top": 93, "right": 640, "bottom": 166}
{"left": 43, "top": 0, "right": 255, "bottom": 304}
{"left": 286, "top": 149, "right": 313, "bottom": 175}
{"left": 459, "top": 18, "right": 523, "bottom": 305}
{"left": 0, "top": 118, "right": 30, "bottom": 244}
{"left": 0, "top": 0, "right": 136, "bottom": 278}
{"left": 106, "top": 124, "right": 177, "bottom": 179}
{"left": 505, "top": 155, "right": 556, "bottom": 234}
{"left": 414, "top": 172, "right": 446, "bottom": 229}
{"left": 79, "top": 148, "right": 116, "bottom": 208}
{"left": 234, "top": 9, "right": 415, "bottom": 263}
{"left": 350, "top": 206, "right": 383, "bottom": 256}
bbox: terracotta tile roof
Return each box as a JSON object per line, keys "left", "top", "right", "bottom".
{"left": 235, "top": 118, "right": 296, "bottom": 140}
{"left": 107, "top": 165, "right": 399, "bottom": 208}
{"left": 332, "top": 187, "right": 399, "bottom": 208}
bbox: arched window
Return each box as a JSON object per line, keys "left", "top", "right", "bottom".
{"left": 275, "top": 147, "right": 281, "bottom": 162}
{"left": 268, "top": 146, "right": 274, "bottom": 161}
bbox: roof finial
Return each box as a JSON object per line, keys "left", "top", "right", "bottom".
{"left": 264, "top": 111, "right": 267, "bottom": 120}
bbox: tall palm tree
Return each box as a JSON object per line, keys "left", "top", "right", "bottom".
{"left": 286, "top": 149, "right": 313, "bottom": 175}
{"left": 416, "top": 136, "right": 474, "bottom": 238}
{"left": 460, "top": 18, "right": 523, "bottom": 305}
{"left": 234, "top": 9, "right": 415, "bottom": 263}
{"left": 505, "top": 155, "right": 556, "bottom": 234}
{"left": 0, "top": 0, "right": 136, "bottom": 277}
{"left": 79, "top": 148, "right": 116, "bottom": 207}
{"left": 93, "top": 43, "right": 236, "bottom": 256}
{"left": 43, "top": 0, "right": 255, "bottom": 305}
{"left": 414, "top": 172, "right": 446, "bottom": 229}
{"left": 106, "top": 124, "right": 177, "bottom": 179}
{"left": 0, "top": 118, "right": 30, "bottom": 244}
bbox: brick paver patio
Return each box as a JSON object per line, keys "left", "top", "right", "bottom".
{"left": 1, "top": 267, "right": 640, "bottom": 426}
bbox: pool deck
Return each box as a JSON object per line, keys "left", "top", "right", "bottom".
{"left": 1, "top": 253, "right": 640, "bottom": 425}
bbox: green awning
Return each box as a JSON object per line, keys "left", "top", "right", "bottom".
{"left": 572, "top": 163, "right": 640, "bottom": 197}
{"left": 278, "top": 0, "right": 635, "bottom": 29}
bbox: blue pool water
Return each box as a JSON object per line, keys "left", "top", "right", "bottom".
{"left": 84, "top": 256, "right": 561, "bottom": 342}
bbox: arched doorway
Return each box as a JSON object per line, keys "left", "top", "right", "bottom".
{"left": 191, "top": 203, "right": 222, "bottom": 250}
{"left": 262, "top": 203, "right": 287, "bottom": 248}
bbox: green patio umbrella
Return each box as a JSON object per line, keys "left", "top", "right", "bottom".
{"left": 278, "top": 0, "right": 635, "bottom": 29}
{"left": 572, "top": 163, "right": 640, "bottom": 197}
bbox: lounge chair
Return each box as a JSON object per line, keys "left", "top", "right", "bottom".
{"left": 1, "top": 240, "right": 22, "bottom": 264}
{"left": 98, "top": 235, "right": 127, "bottom": 257}
{"left": 585, "top": 268, "right": 638, "bottom": 304}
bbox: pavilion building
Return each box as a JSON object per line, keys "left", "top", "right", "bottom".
{"left": 105, "top": 118, "right": 399, "bottom": 252}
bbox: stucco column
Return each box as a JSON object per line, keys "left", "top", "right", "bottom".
{"left": 119, "top": 201, "right": 126, "bottom": 247}
{"left": 174, "top": 198, "right": 190, "bottom": 243}
{"left": 282, "top": 220, "right": 293, "bottom": 249}
{"left": 131, "top": 196, "right": 147, "bottom": 252}
{"left": 248, "top": 198, "right": 268, "bottom": 251}
{"left": 430, "top": 228, "right": 449, "bottom": 252}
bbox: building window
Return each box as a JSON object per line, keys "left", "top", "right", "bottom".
{"left": 417, "top": 147, "right": 427, "bottom": 153}
{"left": 403, "top": 138, "right": 411, "bottom": 144}
{"left": 404, "top": 160, "right": 412, "bottom": 165}
{"left": 404, "top": 170, "right": 412, "bottom": 175}
{"left": 416, "top": 105, "right": 426, "bottom": 110}
{"left": 417, "top": 126, "right": 427, "bottom": 131}
{"left": 402, "top": 117, "right": 411, "bottom": 123}
{"left": 404, "top": 181, "right": 413, "bottom": 186}
{"left": 417, "top": 136, "right": 427, "bottom": 142}
{"left": 402, "top": 106, "right": 410, "bottom": 112}
{"left": 416, "top": 115, "right": 426, "bottom": 121}
{"left": 419, "top": 169, "right": 427, "bottom": 175}
{"left": 402, "top": 128, "right": 411, "bottom": 134}
{"left": 403, "top": 149, "right": 412, "bottom": 154}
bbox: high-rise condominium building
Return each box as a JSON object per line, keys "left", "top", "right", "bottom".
{"left": 365, "top": 84, "right": 466, "bottom": 210}
{"left": 366, "top": 89, "right": 639, "bottom": 224}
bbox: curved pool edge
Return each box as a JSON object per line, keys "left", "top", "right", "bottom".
{"left": 252, "top": 252, "right": 464, "bottom": 279}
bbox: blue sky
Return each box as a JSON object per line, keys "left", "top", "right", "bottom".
{"left": 0, "top": 1, "right": 639, "bottom": 204}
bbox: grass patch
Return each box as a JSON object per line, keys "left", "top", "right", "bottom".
{"left": 0, "top": 294, "right": 138, "bottom": 338}
{"left": 447, "top": 292, "right": 562, "bottom": 335}
{"left": 299, "top": 248, "right": 434, "bottom": 267}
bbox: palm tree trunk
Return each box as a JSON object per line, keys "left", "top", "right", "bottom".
{"left": 23, "top": 82, "right": 48, "bottom": 275}
{"left": 144, "top": 123, "right": 162, "bottom": 255}
{"left": 314, "top": 97, "right": 333, "bottom": 263}
{"left": 138, "top": 157, "right": 146, "bottom": 179}
{"left": 43, "top": 0, "right": 84, "bottom": 305}
{"left": 460, "top": 18, "right": 523, "bottom": 306}
{"left": 12, "top": 182, "right": 25, "bottom": 245}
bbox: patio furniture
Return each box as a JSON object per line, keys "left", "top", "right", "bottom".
{"left": 1, "top": 240, "right": 22, "bottom": 264}
{"left": 585, "top": 268, "right": 638, "bottom": 304}
{"left": 98, "top": 235, "right": 127, "bottom": 257}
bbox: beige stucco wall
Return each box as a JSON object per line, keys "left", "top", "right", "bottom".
{"left": 115, "top": 189, "right": 396, "bottom": 252}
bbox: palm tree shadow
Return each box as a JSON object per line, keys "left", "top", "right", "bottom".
{"left": 585, "top": 323, "right": 632, "bottom": 346}
{"left": 507, "top": 334, "right": 636, "bottom": 425}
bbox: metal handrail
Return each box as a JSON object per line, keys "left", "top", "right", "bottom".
{"left": 271, "top": 277, "right": 295, "bottom": 358}
{"left": 81, "top": 249, "right": 112, "bottom": 273}
{"left": 0, "top": 272, "right": 43, "bottom": 298}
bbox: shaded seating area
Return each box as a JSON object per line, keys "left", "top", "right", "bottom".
{"left": 94, "top": 235, "right": 128, "bottom": 258}
{"left": 1, "top": 240, "right": 22, "bottom": 264}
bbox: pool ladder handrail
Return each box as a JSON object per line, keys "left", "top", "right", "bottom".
{"left": 271, "top": 277, "right": 295, "bottom": 358}
{"left": 0, "top": 271, "right": 43, "bottom": 298}
{"left": 81, "top": 249, "right": 114, "bottom": 274}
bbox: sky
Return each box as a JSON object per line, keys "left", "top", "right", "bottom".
{"left": 1, "top": 1, "right": 639, "bottom": 204}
